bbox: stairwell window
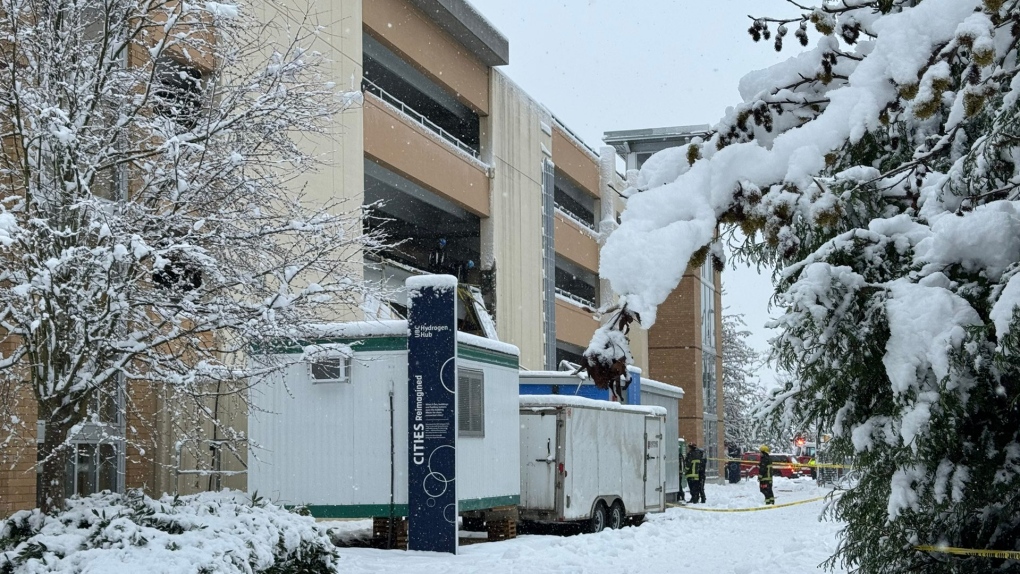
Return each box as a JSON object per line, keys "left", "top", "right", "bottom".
{"left": 153, "top": 56, "right": 205, "bottom": 131}
{"left": 458, "top": 370, "right": 484, "bottom": 437}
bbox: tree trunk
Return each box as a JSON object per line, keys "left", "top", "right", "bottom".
{"left": 37, "top": 417, "right": 74, "bottom": 514}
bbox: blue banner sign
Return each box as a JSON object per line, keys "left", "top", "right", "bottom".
{"left": 406, "top": 276, "right": 458, "bottom": 554}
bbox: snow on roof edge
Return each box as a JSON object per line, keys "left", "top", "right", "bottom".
{"left": 300, "top": 320, "right": 518, "bottom": 358}
{"left": 406, "top": 274, "right": 459, "bottom": 290}
{"left": 457, "top": 331, "right": 519, "bottom": 357}
{"left": 303, "top": 320, "right": 408, "bottom": 338}
{"left": 520, "top": 394, "right": 667, "bottom": 416}
{"left": 640, "top": 378, "right": 684, "bottom": 399}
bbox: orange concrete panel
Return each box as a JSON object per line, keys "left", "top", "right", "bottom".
{"left": 553, "top": 213, "right": 598, "bottom": 273}
{"left": 555, "top": 298, "right": 599, "bottom": 349}
{"left": 364, "top": 95, "right": 490, "bottom": 217}
{"left": 551, "top": 128, "right": 598, "bottom": 197}
{"left": 364, "top": 0, "right": 489, "bottom": 115}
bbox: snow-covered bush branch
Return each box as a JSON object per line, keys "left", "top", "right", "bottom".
{"left": 0, "top": 490, "right": 339, "bottom": 573}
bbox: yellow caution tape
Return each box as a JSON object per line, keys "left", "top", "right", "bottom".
{"left": 668, "top": 494, "right": 832, "bottom": 512}
{"left": 707, "top": 457, "right": 854, "bottom": 470}
{"left": 915, "top": 545, "right": 1020, "bottom": 560}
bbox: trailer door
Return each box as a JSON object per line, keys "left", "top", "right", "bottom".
{"left": 644, "top": 417, "right": 663, "bottom": 508}
{"left": 520, "top": 411, "right": 558, "bottom": 510}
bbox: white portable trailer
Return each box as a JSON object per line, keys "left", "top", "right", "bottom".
{"left": 518, "top": 395, "right": 667, "bottom": 532}
{"left": 518, "top": 369, "right": 684, "bottom": 502}
{"left": 248, "top": 320, "right": 521, "bottom": 523}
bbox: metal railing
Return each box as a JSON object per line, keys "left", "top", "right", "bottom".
{"left": 554, "top": 204, "right": 597, "bottom": 232}
{"left": 362, "top": 79, "right": 480, "bottom": 159}
{"left": 555, "top": 287, "right": 596, "bottom": 309}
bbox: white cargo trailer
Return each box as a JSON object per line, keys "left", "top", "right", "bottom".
{"left": 518, "top": 396, "right": 667, "bottom": 532}
{"left": 248, "top": 320, "right": 521, "bottom": 526}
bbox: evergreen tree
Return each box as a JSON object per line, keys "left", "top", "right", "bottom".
{"left": 591, "top": 1, "right": 1020, "bottom": 571}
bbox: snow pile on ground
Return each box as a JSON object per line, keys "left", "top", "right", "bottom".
{"left": 0, "top": 490, "right": 338, "bottom": 574}
{"left": 329, "top": 478, "right": 845, "bottom": 573}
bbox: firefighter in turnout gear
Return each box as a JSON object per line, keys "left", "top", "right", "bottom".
{"left": 758, "top": 445, "right": 775, "bottom": 505}
{"left": 685, "top": 443, "right": 707, "bottom": 503}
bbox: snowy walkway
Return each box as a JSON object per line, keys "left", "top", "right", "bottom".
{"left": 331, "top": 478, "right": 846, "bottom": 573}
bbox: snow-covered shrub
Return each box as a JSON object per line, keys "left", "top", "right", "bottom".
{"left": 0, "top": 490, "right": 339, "bottom": 574}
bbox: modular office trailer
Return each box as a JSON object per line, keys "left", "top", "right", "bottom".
{"left": 249, "top": 320, "right": 521, "bottom": 519}
{"left": 518, "top": 370, "right": 683, "bottom": 502}
{"left": 518, "top": 395, "right": 667, "bottom": 532}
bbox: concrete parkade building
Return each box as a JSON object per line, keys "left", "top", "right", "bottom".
{"left": 0, "top": 0, "right": 726, "bottom": 514}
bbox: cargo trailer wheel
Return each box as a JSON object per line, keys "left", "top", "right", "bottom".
{"left": 586, "top": 501, "right": 608, "bottom": 533}
{"left": 608, "top": 502, "right": 625, "bottom": 529}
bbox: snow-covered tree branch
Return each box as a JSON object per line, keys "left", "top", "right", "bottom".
{"left": 721, "top": 312, "right": 769, "bottom": 448}
{"left": 593, "top": 0, "right": 1020, "bottom": 570}
{"left": 0, "top": 0, "right": 379, "bottom": 512}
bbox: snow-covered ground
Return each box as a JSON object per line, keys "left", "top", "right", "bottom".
{"left": 330, "top": 477, "right": 846, "bottom": 573}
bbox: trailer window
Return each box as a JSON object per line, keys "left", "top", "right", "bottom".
{"left": 458, "top": 370, "right": 484, "bottom": 437}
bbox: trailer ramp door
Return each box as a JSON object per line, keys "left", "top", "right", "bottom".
{"left": 644, "top": 417, "right": 663, "bottom": 509}
{"left": 521, "top": 411, "right": 558, "bottom": 510}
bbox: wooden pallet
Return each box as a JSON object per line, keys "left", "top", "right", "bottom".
{"left": 371, "top": 517, "right": 408, "bottom": 550}
{"left": 486, "top": 518, "right": 517, "bottom": 541}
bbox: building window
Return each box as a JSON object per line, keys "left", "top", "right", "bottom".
{"left": 702, "top": 418, "right": 719, "bottom": 478}
{"left": 65, "top": 442, "right": 119, "bottom": 499}
{"left": 701, "top": 266, "right": 716, "bottom": 353}
{"left": 458, "top": 370, "right": 484, "bottom": 437}
{"left": 703, "top": 352, "right": 717, "bottom": 412}
{"left": 543, "top": 160, "right": 557, "bottom": 369}
{"left": 153, "top": 56, "right": 204, "bottom": 131}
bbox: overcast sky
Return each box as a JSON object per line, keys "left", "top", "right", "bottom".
{"left": 467, "top": 0, "right": 807, "bottom": 388}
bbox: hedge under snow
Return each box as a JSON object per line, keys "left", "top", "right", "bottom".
{"left": 0, "top": 490, "right": 338, "bottom": 574}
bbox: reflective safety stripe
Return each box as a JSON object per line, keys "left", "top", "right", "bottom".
{"left": 686, "top": 459, "right": 701, "bottom": 478}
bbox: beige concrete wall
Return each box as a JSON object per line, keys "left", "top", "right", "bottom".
{"left": 364, "top": 94, "right": 490, "bottom": 216}
{"left": 364, "top": 0, "right": 489, "bottom": 115}
{"left": 257, "top": 0, "right": 364, "bottom": 211}
{"left": 142, "top": 0, "right": 366, "bottom": 495}
{"left": 484, "top": 71, "right": 548, "bottom": 370}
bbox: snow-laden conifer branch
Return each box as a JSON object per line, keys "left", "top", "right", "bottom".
{"left": 593, "top": 1, "right": 1020, "bottom": 569}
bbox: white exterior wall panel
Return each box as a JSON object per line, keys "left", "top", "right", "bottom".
{"left": 249, "top": 352, "right": 407, "bottom": 507}
{"left": 455, "top": 358, "right": 521, "bottom": 505}
{"left": 249, "top": 342, "right": 520, "bottom": 517}
{"left": 485, "top": 71, "right": 550, "bottom": 370}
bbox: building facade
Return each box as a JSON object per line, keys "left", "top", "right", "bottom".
{"left": 604, "top": 126, "right": 726, "bottom": 477}
{"left": 1, "top": 0, "right": 725, "bottom": 513}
